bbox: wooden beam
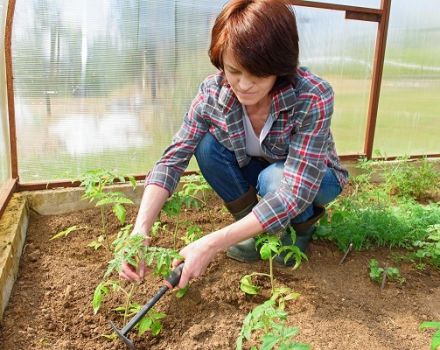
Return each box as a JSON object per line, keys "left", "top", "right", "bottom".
{"left": 364, "top": 0, "right": 392, "bottom": 159}
{"left": 5, "top": 0, "right": 18, "bottom": 179}
{"left": 345, "top": 11, "right": 380, "bottom": 22}
{"left": 287, "top": 0, "right": 382, "bottom": 22}
{"left": 0, "top": 179, "right": 17, "bottom": 219}
{"left": 17, "top": 171, "right": 200, "bottom": 191}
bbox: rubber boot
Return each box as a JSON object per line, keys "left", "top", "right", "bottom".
{"left": 275, "top": 205, "right": 326, "bottom": 267}
{"left": 224, "top": 187, "right": 260, "bottom": 262}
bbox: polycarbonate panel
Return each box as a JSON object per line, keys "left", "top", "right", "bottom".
{"left": 374, "top": 0, "right": 440, "bottom": 156}
{"left": 0, "top": 0, "right": 11, "bottom": 185}
{"left": 295, "top": 6, "right": 376, "bottom": 154}
{"left": 11, "top": 1, "right": 385, "bottom": 183}
{"left": 12, "top": 0, "right": 226, "bottom": 182}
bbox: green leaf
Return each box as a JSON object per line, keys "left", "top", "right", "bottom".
{"left": 240, "top": 275, "right": 260, "bottom": 295}
{"left": 113, "top": 203, "right": 126, "bottom": 225}
{"left": 261, "top": 334, "right": 279, "bottom": 350}
{"left": 50, "top": 226, "right": 79, "bottom": 240}
{"left": 138, "top": 316, "right": 152, "bottom": 335}
{"left": 96, "top": 195, "right": 133, "bottom": 206}
{"left": 420, "top": 322, "right": 440, "bottom": 330}
{"left": 128, "top": 176, "right": 137, "bottom": 189}
{"left": 92, "top": 282, "right": 109, "bottom": 314}
{"left": 151, "top": 320, "right": 162, "bottom": 336}
{"left": 431, "top": 331, "right": 440, "bottom": 350}
{"left": 260, "top": 244, "right": 272, "bottom": 260}
{"left": 236, "top": 335, "right": 244, "bottom": 350}
{"left": 175, "top": 285, "right": 190, "bottom": 298}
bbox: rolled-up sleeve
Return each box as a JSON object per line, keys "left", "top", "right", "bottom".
{"left": 145, "top": 85, "right": 209, "bottom": 195}
{"left": 253, "top": 85, "right": 334, "bottom": 233}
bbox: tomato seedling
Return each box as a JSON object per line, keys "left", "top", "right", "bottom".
{"left": 50, "top": 225, "right": 80, "bottom": 240}
{"left": 236, "top": 299, "right": 310, "bottom": 350}
{"left": 80, "top": 169, "right": 136, "bottom": 250}
{"left": 369, "top": 259, "right": 405, "bottom": 289}
{"left": 93, "top": 225, "right": 181, "bottom": 339}
{"left": 240, "top": 234, "right": 306, "bottom": 297}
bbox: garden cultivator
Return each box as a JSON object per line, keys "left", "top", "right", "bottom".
{"left": 110, "top": 264, "right": 184, "bottom": 350}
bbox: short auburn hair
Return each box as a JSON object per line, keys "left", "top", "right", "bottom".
{"left": 209, "top": 0, "right": 299, "bottom": 91}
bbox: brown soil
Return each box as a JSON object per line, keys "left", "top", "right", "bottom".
{"left": 0, "top": 194, "right": 439, "bottom": 350}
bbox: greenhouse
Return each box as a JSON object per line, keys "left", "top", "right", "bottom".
{"left": 0, "top": 0, "right": 439, "bottom": 349}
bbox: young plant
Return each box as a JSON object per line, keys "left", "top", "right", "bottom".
{"left": 180, "top": 224, "right": 203, "bottom": 245}
{"left": 240, "top": 235, "right": 281, "bottom": 296}
{"left": 240, "top": 234, "right": 304, "bottom": 300}
{"left": 106, "top": 224, "right": 182, "bottom": 279}
{"left": 115, "top": 303, "right": 166, "bottom": 336}
{"left": 50, "top": 225, "right": 80, "bottom": 240}
{"left": 369, "top": 259, "right": 405, "bottom": 289}
{"left": 80, "top": 169, "right": 136, "bottom": 250}
{"left": 419, "top": 321, "right": 440, "bottom": 350}
{"left": 179, "top": 174, "right": 211, "bottom": 210}
{"left": 93, "top": 225, "right": 181, "bottom": 339}
{"left": 413, "top": 224, "right": 440, "bottom": 268}
{"left": 278, "top": 227, "right": 309, "bottom": 270}
{"left": 162, "top": 193, "right": 184, "bottom": 250}
{"left": 161, "top": 175, "right": 211, "bottom": 249}
{"left": 236, "top": 299, "right": 310, "bottom": 350}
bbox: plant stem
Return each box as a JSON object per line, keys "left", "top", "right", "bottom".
{"left": 380, "top": 269, "right": 388, "bottom": 291}
{"left": 124, "top": 284, "right": 138, "bottom": 324}
{"left": 100, "top": 207, "right": 111, "bottom": 251}
{"left": 269, "top": 256, "right": 274, "bottom": 295}
{"left": 173, "top": 218, "right": 180, "bottom": 250}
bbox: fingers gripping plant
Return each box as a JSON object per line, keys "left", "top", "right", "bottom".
{"left": 92, "top": 225, "right": 181, "bottom": 338}
{"left": 80, "top": 169, "right": 136, "bottom": 250}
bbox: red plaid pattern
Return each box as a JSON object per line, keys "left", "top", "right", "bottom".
{"left": 146, "top": 67, "right": 349, "bottom": 233}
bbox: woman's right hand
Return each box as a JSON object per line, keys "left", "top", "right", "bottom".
{"left": 119, "top": 233, "right": 151, "bottom": 282}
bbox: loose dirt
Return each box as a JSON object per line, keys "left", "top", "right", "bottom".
{"left": 0, "top": 194, "right": 439, "bottom": 350}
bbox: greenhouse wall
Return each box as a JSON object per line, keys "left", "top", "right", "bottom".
{"left": 8, "top": 0, "right": 439, "bottom": 183}
{"left": 0, "top": 0, "right": 11, "bottom": 187}
{"left": 375, "top": 0, "right": 440, "bottom": 156}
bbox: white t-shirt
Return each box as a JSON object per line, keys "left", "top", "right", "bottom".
{"left": 242, "top": 106, "right": 275, "bottom": 158}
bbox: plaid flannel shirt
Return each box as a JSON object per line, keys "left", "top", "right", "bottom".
{"left": 146, "top": 67, "right": 349, "bottom": 234}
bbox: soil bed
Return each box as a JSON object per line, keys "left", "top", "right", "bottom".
{"left": 0, "top": 194, "right": 439, "bottom": 350}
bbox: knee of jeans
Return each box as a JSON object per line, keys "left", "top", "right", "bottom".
{"left": 195, "top": 133, "right": 217, "bottom": 165}
{"left": 256, "top": 162, "right": 284, "bottom": 196}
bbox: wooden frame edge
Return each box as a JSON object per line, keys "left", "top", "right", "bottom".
{"left": 0, "top": 178, "right": 17, "bottom": 219}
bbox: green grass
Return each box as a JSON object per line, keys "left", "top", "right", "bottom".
{"left": 316, "top": 158, "right": 440, "bottom": 268}
{"left": 330, "top": 78, "right": 440, "bottom": 155}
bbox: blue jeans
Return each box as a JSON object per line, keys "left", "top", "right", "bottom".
{"left": 195, "top": 132, "right": 342, "bottom": 223}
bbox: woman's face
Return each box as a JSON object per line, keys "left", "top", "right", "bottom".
{"left": 223, "top": 50, "right": 276, "bottom": 109}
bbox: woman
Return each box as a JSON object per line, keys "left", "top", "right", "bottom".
{"left": 120, "top": 0, "right": 349, "bottom": 288}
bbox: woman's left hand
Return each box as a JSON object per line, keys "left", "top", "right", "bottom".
{"left": 171, "top": 235, "right": 220, "bottom": 289}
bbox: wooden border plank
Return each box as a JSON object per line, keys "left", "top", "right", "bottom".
{"left": 16, "top": 171, "right": 200, "bottom": 191}
{"left": 0, "top": 178, "right": 17, "bottom": 219}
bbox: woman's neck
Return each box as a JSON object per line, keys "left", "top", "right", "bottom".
{"left": 245, "top": 94, "right": 272, "bottom": 116}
